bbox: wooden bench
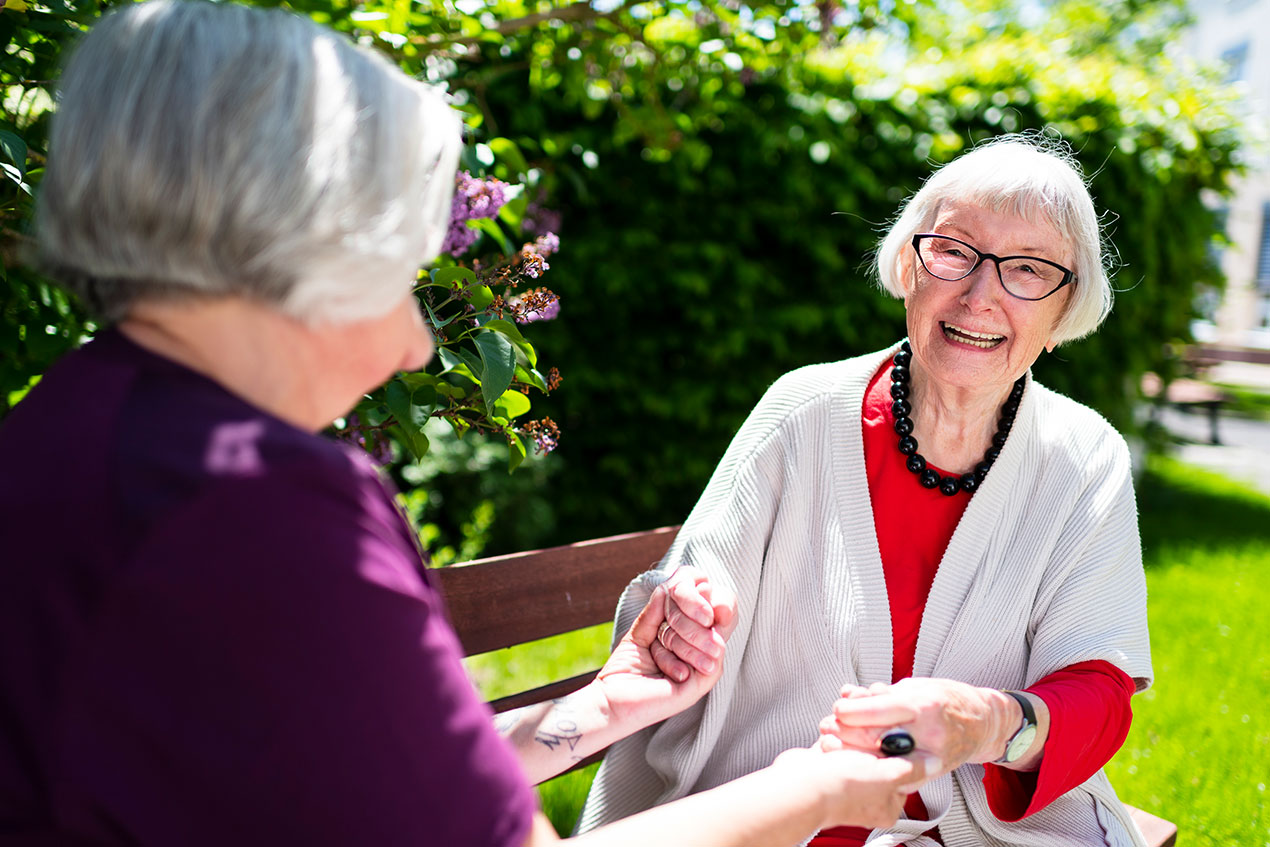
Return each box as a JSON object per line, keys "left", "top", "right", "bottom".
{"left": 1142, "top": 371, "right": 1228, "bottom": 445}
{"left": 436, "top": 526, "right": 1177, "bottom": 846}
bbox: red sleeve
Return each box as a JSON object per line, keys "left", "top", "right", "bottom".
{"left": 983, "top": 660, "right": 1135, "bottom": 821}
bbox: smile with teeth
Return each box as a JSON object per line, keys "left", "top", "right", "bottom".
{"left": 942, "top": 322, "right": 1006, "bottom": 349}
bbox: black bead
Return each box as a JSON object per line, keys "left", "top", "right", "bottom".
{"left": 901, "top": 341, "right": 912, "bottom": 354}
{"left": 975, "top": 461, "right": 992, "bottom": 479}
{"left": 939, "top": 476, "right": 961, "bottom": 496}
{"left": 960, "top": 473, "right": 979, "bottom": 493}
{"left": 919, "top": 469, "right": 942, "bottom": 489}
{"left": 893, "top": 417, "right": 914, "bottom": 436}
{"left": 906, "top": 454, "right": 926, "bottom": 474}
{"left": 893, "top": 349, "right": 911, "bottom": 368}
{"left": 992, "top": 431, "right": 1009, "bottom": 447}
{"left": 1011, "top": 382, "right": 1025, "bottom": 400}
{"left": 1002, "top": 399, "right": 1019, "bottom": 417}
{"left": 985, "top": 446, "right": 1001, "bottom": 462}
{"left": 892, "top": 399, "right": 911, "bottom": 418}
{"left": 890, "top": 365, "right": 910, "bottom": 383}
{"left": 890, "top": 382, "right": 909, "bottom": 400}
{"left": 998, "top": 417, "right": 1013, "bottom": 432}
{"left": 898, "top": 435, "right": 918, "bottom": 455}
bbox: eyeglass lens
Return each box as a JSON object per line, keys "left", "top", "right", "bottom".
{"left": 917, "top": 235, "right": 1066, "bottom": 300}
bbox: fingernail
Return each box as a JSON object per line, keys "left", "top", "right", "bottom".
{"left": 701, "top": 658, "right": 716, "bottom": 673}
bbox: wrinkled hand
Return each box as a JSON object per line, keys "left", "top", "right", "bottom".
{"left": 772, "top": 745, "right": 938, "bottom": 830}
{"left": 594, "top": 567, "right": 738, "bottom": 731}
{"left": 817, "top": 678, "right": 1014, "bottom": 776}
{"left": 649, "top": 566, "right": 738, "bottom": 683}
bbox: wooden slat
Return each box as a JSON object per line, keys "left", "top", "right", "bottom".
{"left": 488, "top": 670, "right": 598, "bottom": 714}
{"left": 435, "top": 526, "right": 679, "bottom": 656}
{"left": 1128, "top": 804, "right": 1178, "bottom": 847}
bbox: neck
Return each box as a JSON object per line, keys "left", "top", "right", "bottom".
{"left": 906, "top": 359, "right": 1014, "bottom": 475}
{"left": 119, "top": 297, "right": 330, "bottom": 432}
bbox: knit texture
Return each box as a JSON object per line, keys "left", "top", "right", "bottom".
{"left": 576, "top": 345, "right": 1152, "bottom": 847}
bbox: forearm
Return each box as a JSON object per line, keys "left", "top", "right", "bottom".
{"left": 495, "top": 683, "right": 625, "bottom": 785}
{"left": 565, "top": 764, "right": 828, "bottom": 847}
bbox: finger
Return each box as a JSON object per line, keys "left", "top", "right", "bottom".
{"left": 649, "top": 639, "right": 691, "bottom": 683}
{"left": 709, "top": 582, "right": 739, "bottom": 638}
{"left": 897, "top": 754, "right": 943, "bottom": 793}
{"left": 818, "top": 734, "right": 845, "bottom": 752}
{"left": 666, "top": 567, "right": 715, "bottom": 628}
{"left": 659, "top": 622, "right": 718, "bottom": 674}
{"left": 664, "top": 603, "right": 724, "bottom": 660}
{"left": 628, "top": 583, "right": 670, "bottom": 648}
{"left": 838, "top": 683, "right": 871, "bottom": 699}
{"left": 832, "top": 698, "right": 919, "bottom": 727}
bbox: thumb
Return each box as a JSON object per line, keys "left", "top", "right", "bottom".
{"left": 628, "top": 583, "right": 669, "bottom": 647}
{"left": 895, "top": 753, "right": 942, "bottom": 793}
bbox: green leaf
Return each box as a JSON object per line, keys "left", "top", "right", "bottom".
{"left": 483, "top": 318, "right": 538, "bottom": 368}
{"left": 385, "top": 379, "right": 432, "bottom": 434}
{"left": 488, "top": 136, "right": 529, "bottom": 177}
{"left": 506, "top": 432, "right": 527, "bottom": 473}
{"left": 493, "top": 388, "right": 531, "bottom": 419}
{"left": 0, "top": 130, "right": 26, "bottom": 179}
{"left": 515, "top": 364, "right": 549, "bottom": 393}
{"left": 430, "top": 266, "right": 477, "bottom": 289}
{"left": 473, "top": 330, "right": 516, "bottom": 413}
{"left": 471, "top": 217, "right": 513, "bottom": 256}
{"left": 396, "top": 424, "right": 430, "bottom": 460}
{"left": 469, "top": 284, "right": 494, "bottom": 311}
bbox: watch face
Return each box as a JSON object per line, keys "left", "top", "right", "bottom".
{"left": 1006, "top": 725, "right": 1038, "bottom": 762}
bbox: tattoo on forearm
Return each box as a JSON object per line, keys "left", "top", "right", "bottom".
{"left": 534, "top": 713, "right": 583, "bottom": 758}
{"left": 493, "top": 713, "right": 518, "bottom": 736}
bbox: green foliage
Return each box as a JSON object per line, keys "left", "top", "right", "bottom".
{"left": 0, "top": 0, "right": 1251, "bottom": 558}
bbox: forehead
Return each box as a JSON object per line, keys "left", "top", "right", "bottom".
{"left": 931, "top": 200, "right": 1070, "bottom": 263}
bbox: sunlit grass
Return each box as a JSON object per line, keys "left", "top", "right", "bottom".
{"left": 1106, "top": 455, "right": 1270, "bottom": 847}
{"left": 464, "top": 455, "right": 1270, "bottom": 841}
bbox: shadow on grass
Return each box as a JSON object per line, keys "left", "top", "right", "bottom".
{"left": 1137, "top": 454, "right": 1270, "bottom": 563}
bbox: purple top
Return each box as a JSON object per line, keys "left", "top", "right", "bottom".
{"left": 0, "top": 330, "right": 536, "bottom": 845}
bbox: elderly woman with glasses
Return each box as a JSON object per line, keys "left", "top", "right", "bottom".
{"left": 0, "top": 2, "right": 939, "bottom": 844}
{"left": 579, "top": 137, "right": 1153, "bottom": 847}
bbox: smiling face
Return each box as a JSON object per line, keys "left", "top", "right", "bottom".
{"left": 899, "top": 200, "right": 1073, "bottom": 398}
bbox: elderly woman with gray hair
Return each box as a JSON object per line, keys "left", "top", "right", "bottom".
{"left": 0, "top": 2, "right": 935, "bottom": 845}
{"left": 580, "top": 138, "right": 1153, "bottom": 847}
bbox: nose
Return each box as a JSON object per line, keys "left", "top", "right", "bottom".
{"left": 959, "top": 260, "right": 1001, "bottom": 312}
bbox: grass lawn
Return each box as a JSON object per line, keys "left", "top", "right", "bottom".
{"left": 463, "top": 454, "right": 1270, "bottom": 841}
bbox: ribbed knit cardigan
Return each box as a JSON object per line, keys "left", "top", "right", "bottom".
{"left": 576, "top": 345, "right": 1153, "bottom": 847}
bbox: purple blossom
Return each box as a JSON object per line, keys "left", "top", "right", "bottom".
{"left": 522, "top": 199, "right": 563, "bottom": 236}
{"left": 441, "top": 171, "right": 510, "bottom": 257}
{"left": 531, "top": 232, "right": 560, "bottom": 258}
{"left": 517, "top": 295, "right": 560, "bottom": 323}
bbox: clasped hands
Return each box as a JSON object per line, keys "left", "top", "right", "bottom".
{"left": 634, "top": 567, "right": 1021, "bottom": 776}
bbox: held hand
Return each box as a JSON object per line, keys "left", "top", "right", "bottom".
{"left": 593, "top": 570, "right": 737, "bottom": 731}
{"left": 649, "top": 565, "right": 738, "bottom": 683}
{"left": 773, "top": 746, "right": 938, "bottom": 831}
{"left": 817, "top": 678, "right": 1018, "bottom": 775}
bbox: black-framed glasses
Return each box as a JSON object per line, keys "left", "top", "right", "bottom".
{"left": 911, "top": 233, "right": 1075, "bottom": 302}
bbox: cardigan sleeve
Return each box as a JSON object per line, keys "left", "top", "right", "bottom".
{"left": 1024, "top": 432, "right": 1153, "bottom": 692}
{"left": 576, "top": 376, "right": 797, "bottom": 834}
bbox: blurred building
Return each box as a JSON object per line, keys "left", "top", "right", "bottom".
{"left": 1184, "top": 0, "right": 1270, "bottom": 350}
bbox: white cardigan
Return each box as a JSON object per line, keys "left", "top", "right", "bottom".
{"left": 577, "top": 346, "right": 1153, "bottom": 847}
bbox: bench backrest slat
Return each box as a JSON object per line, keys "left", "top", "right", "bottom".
{"left": 434, "top": 526, "right": 679, "bottom": 657}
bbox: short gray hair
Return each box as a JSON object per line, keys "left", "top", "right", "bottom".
{"left": 37, "top": 0, "right": 461, "bottom": 324}
{"left": 875, "top": 135, "right": 1113, "bottom": 345}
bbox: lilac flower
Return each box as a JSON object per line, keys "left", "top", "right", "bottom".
{"left": 531, "top": 232, "right": 560, "bottom": 258}
{"left": 522, "top": 199, "right": 563, "bottom": 236}
{"left": 441, "top": 171, "right": 510, "bottom": 257}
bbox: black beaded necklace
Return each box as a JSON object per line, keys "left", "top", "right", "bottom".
{"left": 889, "top": 340, "right": 1025, "bottom": 497}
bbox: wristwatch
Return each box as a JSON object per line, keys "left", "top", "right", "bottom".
{"left": 998, "top": 690, "right": 1038, "bottom": 763}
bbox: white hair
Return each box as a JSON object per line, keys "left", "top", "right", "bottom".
{"left": 875, "top": 135, "right": 1113, "bottom": 344}
{"left": 37, "top": 0, "right": 462, "bottom": 325}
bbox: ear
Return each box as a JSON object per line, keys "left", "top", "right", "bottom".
{"left": 895, "top": 248, "right": 915, "bottom": 304}
{"left": 1045, "top": 338, "right": 1057, "bottom": 354}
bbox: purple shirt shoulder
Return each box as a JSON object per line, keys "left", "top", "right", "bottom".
{"left": 0, "top": 330, "right": 536, "bottom": 846}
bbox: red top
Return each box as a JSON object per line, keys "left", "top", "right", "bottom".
{"left": 811, "top": 361, "right": 1134, "bottom": 846}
